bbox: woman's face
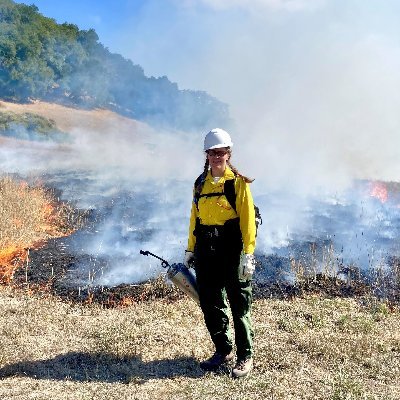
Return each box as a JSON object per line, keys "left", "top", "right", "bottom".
{"left": 206, "top": 147, "right": 230, "bottom": 174}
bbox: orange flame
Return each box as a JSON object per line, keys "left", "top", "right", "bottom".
{"left": 370, "top": 181, "right": 388, "bottom": 203}
{"left": 0, "top": 246, "right": 28, "bottom": 283}
{"left": 0, "top": 178, "right": 77, "bottom": 283}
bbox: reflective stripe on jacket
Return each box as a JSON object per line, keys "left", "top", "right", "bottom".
{"left": 187, "top": 166, "right": 256, "bottom": 254}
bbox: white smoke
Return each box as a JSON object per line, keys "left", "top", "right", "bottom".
{"left": 0, "top": 118, "right": 206, "bottom": 285}
{"left": 4, "top": 0, "right": 400, "bottom": 285}
{"left": 144, "top": 1, "right": 400, "bottom": 276}
{"left": 235, "top": 33, "right": 400, "bottom": 190}
{"left": 119, "top": 1, "right": 400, "bottom": 189}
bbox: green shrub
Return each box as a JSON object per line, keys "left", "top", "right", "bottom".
{"left": 0, "top": 110, "right": 68, "bottom": 141}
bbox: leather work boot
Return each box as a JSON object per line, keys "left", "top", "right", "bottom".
{"left": 200, "top": 351, "right": 234, "bottom": 371}
{"left": 231, "top": 357, "right": 253, "bottom": 378}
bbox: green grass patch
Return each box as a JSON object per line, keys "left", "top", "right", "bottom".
{"left": 0, "top": 111, "right": 69, "bottom": 142}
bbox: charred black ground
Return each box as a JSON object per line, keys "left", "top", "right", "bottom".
{"left": 9, "top": 234, "right": 396, "bottom": 308}
{"left": 6, "top": 178, "right": 400, "bottom": 307}
{"left": 11, "top": 236, "right": 184, "bottom": 307}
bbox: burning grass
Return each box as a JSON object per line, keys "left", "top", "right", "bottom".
{"left": 0, "top": 175, "right": 85, "bottom": 282}
{"left": 8, "top": 233, "right": 397, "bottom": 310}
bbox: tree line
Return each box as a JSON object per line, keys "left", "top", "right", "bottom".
{"left": 0, "top": 0, "right": 230, "bottom": 131}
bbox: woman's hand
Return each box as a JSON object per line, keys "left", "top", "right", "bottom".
{"left": 239, "top": 253, "right": 255, "bottom": 280}
{"left": 184, "top": 250, "right": 196, "bottom": 268}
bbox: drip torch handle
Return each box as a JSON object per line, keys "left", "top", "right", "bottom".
{"left": 140, "top": 250, "right": 170, "bottom": 268}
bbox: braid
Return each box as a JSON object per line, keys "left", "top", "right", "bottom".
{"left": 227, "top": 160, "right": 254, "bottom": 183}
{"left": 195, "top": 158, "right": 209, "bottom": 197}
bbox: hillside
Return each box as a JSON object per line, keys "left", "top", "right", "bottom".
{"left": 0, "top": 99, "right": 148, "bottom": 134}
{"left": 0, "top": 0, "right": 230, "bottom": 131}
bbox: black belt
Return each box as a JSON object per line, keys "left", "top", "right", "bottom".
{"left": 194, "top": 217, "right": 240, "bottom": 239}
{"left": 195, "top": 224, "right": 224, "bottom": 239}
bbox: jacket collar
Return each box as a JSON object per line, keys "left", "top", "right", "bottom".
{"left": 206, "top": 166, "right": 235, "bottom": 182}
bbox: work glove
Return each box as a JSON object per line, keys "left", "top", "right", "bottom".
{"left": 239, "top": 253, "right": 256, "bottom": 280}
{"left": 184, "top": 250, "right": 195, "bottom": 269}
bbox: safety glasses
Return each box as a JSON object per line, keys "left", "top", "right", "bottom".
{"left": 206, "top": 149, "right": 229, "bottom": 158}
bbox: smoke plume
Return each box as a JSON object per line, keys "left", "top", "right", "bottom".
{"left": 3, "top": 0, "right": 400, "bottom": 285}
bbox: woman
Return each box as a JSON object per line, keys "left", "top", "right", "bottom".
{"left": 184, "top": 128, "right": 256, "bottom": 378}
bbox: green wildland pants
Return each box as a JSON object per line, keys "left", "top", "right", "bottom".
{"left": 194, "top": 220, "right": 254, "bottom": 360}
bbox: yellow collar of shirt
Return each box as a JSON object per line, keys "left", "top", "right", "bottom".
{"left": 206, "top": 166, "right": 235, "bottom": 184}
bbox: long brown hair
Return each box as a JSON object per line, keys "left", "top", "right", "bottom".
{"left": 226, "top": 149, "right": 254, "bottom": 183}
{"left": 194, "top": 158, "right": 210, "bottom": 199}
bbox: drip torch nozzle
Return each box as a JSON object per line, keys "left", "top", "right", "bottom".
{"left": 140, "top": 250, "right": 170, "bottom": 268}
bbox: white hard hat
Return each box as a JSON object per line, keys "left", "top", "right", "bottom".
{"left": 204, "top": 128, "right": 233, "bottom": 151}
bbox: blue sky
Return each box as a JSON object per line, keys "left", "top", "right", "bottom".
{"left": 13, "top": 0, "right": 400, "bottom": 186}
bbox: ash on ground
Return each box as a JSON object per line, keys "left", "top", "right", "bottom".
{"left": 11, "top": 236, "right": 184, "bottom": 307}
{"left": 9, "top": 235, "right": 391, "bottom": 308}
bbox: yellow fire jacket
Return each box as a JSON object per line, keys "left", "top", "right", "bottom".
{"left": 187, "top": 166, "right": 256, "bottom": 254}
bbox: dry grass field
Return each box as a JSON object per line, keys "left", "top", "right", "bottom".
{"left": 0, "top": 100, "right": 147, "bottom": 135}
{"left": 0, "top": 285, "right": 399, "bottom": 400}
{"left": 0, "top": 176, "right": 84, "bottom": 283}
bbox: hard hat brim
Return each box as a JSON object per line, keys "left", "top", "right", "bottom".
{"left": 205, "top": 143, "right": 233, "bottom": 150}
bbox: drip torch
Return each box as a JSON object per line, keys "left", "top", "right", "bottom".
{"left": 139, "top": 250, "right": 199, "bottom": 304}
